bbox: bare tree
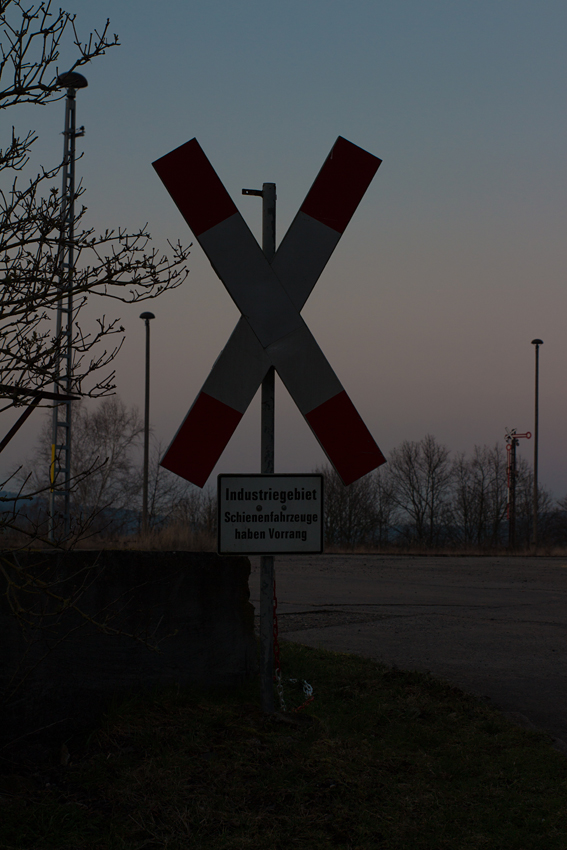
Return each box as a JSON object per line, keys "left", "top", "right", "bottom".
{"left": 1, "top": 0, "right": 116, "bottom": 108}
{"left": 368, "top": 467, "right": 398, "bottom": 546}
{"left": 449, "top": 451, "right": 479, "bottom": 546}
{"left": 317, "top": 438, "right": 560, "bottom": 553}
{"left": 144, "top": 438, "right": 194, "bottom": 532}
{"left": 449, "top": 444, "right": 509, "bottom": 548}
{"left": 481, "top": 444, "right": 510, "bottom": 546}
{"left": 0, "top": 1, "right": 189, "bottom": 547}
{"left": 16, "top": 398, "right": 143, "bottom": 536}
{"left": 67, "top": 399, "right": 143, "bottom": 529}
{"left": 388, "top": 434, "right": 452, "bottom": 546}
{"left": 0, "top": 0, "right": 189, "bottom": 406}
{"left": 166, "top": 487, "right": 218, "bottom": 546}
{"left": 317, "top": 465, "right": 393, "bottom": 548}
{"left": 0, "top": 4, "right": 193, "bottom": 728}
{"left": 17, "top": 402, "right": 201, "bottom": 540}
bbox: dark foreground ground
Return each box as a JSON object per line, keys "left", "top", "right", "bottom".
{"left": 250, "top": 555, "right": 567, "bottom": 750}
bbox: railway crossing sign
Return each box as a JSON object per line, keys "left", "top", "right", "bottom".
{"left": 153, "top": 137, "right": 386, "bottom": 487}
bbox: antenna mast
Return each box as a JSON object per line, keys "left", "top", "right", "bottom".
{"left": 48, "top": 72, "right": 87, "bottom": 541}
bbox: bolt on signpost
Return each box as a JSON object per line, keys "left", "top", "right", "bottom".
{"left": 242, "top": 184, "right": 276, "bottom": 713}
{"left": 153, "top": 137, "right": 386, "bottom": 714}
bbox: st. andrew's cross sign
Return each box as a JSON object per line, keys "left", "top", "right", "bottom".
{"left": 153, "top": 137, "right": 385, "bottom": 487}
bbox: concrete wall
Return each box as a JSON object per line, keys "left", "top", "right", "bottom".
{"left": 0, "top": 550, "right": 256, "bottom": 750}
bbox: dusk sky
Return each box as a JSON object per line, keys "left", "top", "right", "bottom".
{"left": 4, "top": 1, "right": 567, "bottom": 496}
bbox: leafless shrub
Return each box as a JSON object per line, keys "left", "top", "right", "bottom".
{"left": 316, "top": 434, "right": 561, "bottom": 552}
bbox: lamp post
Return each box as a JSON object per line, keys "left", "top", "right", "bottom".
{"left": 140, "top": 312, "right": 155, "bottom": 535}
{"left": 531, "top": 338, "right": 543, "bottom": 550}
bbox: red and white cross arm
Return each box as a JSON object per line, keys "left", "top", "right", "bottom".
{"left": 153, "top": 137, "right": 385, "bottom": 487}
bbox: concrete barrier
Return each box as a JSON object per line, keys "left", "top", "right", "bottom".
{"left": 0, "top": 550, "right": 256, "bottom": 750}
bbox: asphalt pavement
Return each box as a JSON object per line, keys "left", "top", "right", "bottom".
{"left": 249, "top": 554, "right": 567, "bottom": 750}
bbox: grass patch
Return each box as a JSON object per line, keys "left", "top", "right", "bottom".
{"left": 1, "top": 642, "right": 566, "bottom": 849}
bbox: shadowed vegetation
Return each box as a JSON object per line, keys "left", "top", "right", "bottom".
{"left": 1, "top": 642, "right": 566, "bottom": 849}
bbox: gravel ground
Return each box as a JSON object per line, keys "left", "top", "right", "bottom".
{"left": 255, "top": 609, "right": 392, "bottom": 634}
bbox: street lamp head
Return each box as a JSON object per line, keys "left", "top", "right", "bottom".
{"left": 57, "top": 71, "right": 88, "bottom": 90}
{"left": 531, "top": 339, "right": 543, "bottom": 345}
{"left": 140, "top": 312, "right": 155, "bottom": 321}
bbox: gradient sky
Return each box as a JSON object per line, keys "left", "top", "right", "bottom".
{"left": 4, "top": 0, "right": 567, "bottom": 496}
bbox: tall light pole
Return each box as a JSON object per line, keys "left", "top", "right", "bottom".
{"left": 140, "top": 312, "right": 155, "bottom": 535}
{"left": 531, "top": 338, "right": 543, "bottom": 550}
{"left": 49, "top": 70, "right": 87, "bottom": 542}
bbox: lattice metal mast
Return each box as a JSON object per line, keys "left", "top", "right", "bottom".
{"left": 505, "top": 427, "right": 531, "bottom": 549}
{"left": 48, "top": 72, "right": 87, "bottom": 541}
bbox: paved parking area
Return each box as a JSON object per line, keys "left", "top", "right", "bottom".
{"left": 249, "top": 555, "right": 567, "bottom": 748}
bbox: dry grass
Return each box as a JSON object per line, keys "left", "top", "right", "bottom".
{"left": 0, "top": 525, "right": 217, "bottom": 552}
{"left": 116, "top": 524, "right": 216, "bottom": 551}
{"left": 4, "top": 520, "right": 567, "bottom": 555}
{"left": 1, "top": 642, "right": 567, "bottom": 849}
{"left": 4, "top": 510, "right": 565, "bottom": 556}
{"left": 323, "top": 542, "right": 567, "bottom": 556}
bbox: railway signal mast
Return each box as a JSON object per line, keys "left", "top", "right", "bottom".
{"left": 505, "top": 428, "right": 531, "bottom": 549}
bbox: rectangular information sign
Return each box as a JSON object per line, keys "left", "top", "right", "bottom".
{"left": 218, "top": 474, "right": 324, "bottom": 554}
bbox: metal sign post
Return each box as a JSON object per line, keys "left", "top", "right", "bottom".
{"left": 243, "top": 182, "right": 277, "bottom": 712}
{"left": 152, "top": 137, "right": 385, "bottom": 714}
{"left": 217, "top": 474, "right": 323, "bottom": 713}
{"left": 261, "top": 183, "right": 276, "bottom": 713}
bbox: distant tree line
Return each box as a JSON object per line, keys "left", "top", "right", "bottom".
{"left": 8, "top": 397, "right": 216, "bottom": 544}
{"left": 9, "top": 409, "right": 566, "bottom": 551}
{"left": 320, "top": 434, "right": 566, "bottom": 551}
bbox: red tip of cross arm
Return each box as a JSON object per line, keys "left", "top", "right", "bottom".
{"left": 300, "top": 136, "right": 382, "bottom": 234}
{"left": 152, "top": 138, "right": 238, "bottom": 237}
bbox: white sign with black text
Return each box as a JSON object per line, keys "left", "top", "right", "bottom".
{"left": 217, "top": 474, "right": 324, "bottom": 554}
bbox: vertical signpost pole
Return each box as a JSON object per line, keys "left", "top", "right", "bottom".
{"left": 242, "top": 180, "right": 277, "bottom": 712}
{"left": 260, "top": 183, "right": 276, "bottom": 714}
